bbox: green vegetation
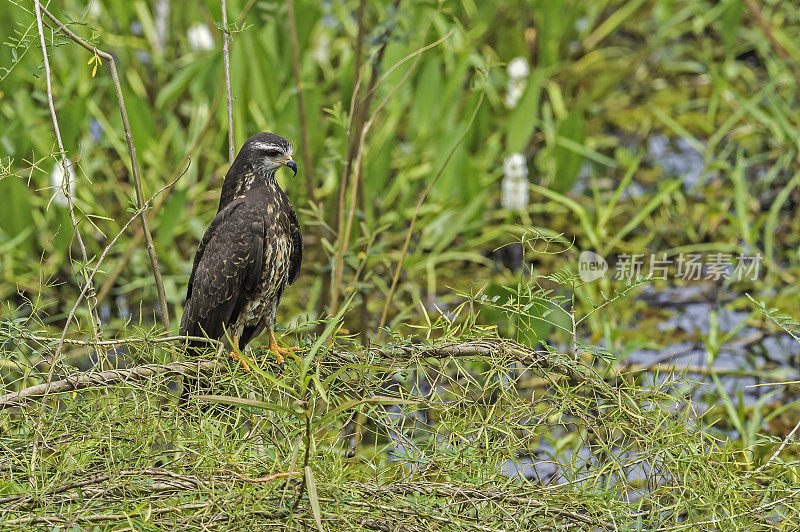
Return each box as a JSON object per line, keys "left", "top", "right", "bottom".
{"left": 2, "top": 0, "right": 800, "bottom": 529}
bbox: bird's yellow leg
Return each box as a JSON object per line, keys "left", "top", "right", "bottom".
{"left": 228, "top": 336, "right": 253, "bottom": 372}
{"left": 267, "top": 329, "right": 301, "bottom": 365}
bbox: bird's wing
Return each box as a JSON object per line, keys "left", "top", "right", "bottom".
{"left": 287, "top": 205, "right": 303, "bottom": 286}
{"left": 180, "top": 198, "right": 265, "bottom": 341}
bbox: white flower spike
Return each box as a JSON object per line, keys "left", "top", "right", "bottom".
{"left": 501, "top": 153, "right": 530, "bottom": 211}
{"left": 51, "top": 161, "right": 76, "bottom": 208}
{"left": 187, "top": 24, "right": 214, "bottom": 52}
{"left": 507, "top": 57, "right": 530, "bottom": 80}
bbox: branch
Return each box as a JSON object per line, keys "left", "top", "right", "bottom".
{"left": 39, "top": 161, "right": 190, "bottom": 402}
{"left": 1, "top": 338, "right": 595, "bottom": 409}
{"left": 33, "top": 1, "right": 102, "bottom": 347}
{"left": 39, "top": 5, "right": 170, "bottom": 328}
{"left": 221, "top": 0, "right": 235, "bottom": 163}
{"left": 0, "top": 359, "right": 218, "bottom": 408}
{"left": 0, "top": 468, "right": 297, "bottom": 508}
{"left": 32, "top": 0, "right": 106, "bottom": 475}
{"left": 3, "top": 501, "right": 215, "bottom": 527}
{"left": 345, "top": 482, "right": 618, "bottom": 529}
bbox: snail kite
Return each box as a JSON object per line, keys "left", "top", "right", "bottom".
{"left": 180, "top": 132, "right": 302, "bottom": 374}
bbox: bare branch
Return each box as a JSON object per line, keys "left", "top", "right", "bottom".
{"left": 3, "top": 501, "right": 215, "bottom": 527}
{"left": 61, "top": 162, "right": 189, "bottom": 336}
{"left": 0, "top": 360, "right": 218, "bottom": 408}
{"left": 32, "top": 0, "right": 104, "bottom": 473}
{"left": 15, "top": 332, "right": 221, "bottom": 349}
{"left": 33, "top": 0, "right": 102, "bottom": 345}
{"left": 39, "top": 4, "right": 171, "bottom": 328}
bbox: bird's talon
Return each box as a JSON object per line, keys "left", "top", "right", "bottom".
{"left": 270, "top": 346, "right": 301, "bottom": 363}
{"left": 267, "top": 330, "right": 302, "bottom": 364}
{"left": 228, "top": 350, "right": 253, "bottom": 373}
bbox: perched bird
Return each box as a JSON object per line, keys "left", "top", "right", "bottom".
{"left": 180, "top": 132, "right": 303, "bottom": 384}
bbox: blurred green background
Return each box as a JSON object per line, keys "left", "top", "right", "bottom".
{"left": 1, "top": 0, "right": 799, "bottom": 364}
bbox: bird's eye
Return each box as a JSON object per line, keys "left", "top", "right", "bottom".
{"left": 264, "top": 148, "right": 282, "bottom": 158}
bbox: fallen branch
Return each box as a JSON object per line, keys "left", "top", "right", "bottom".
{"left": 0, "top": 467, "right": 298, "bottom": 510}
{"left": 2, "top": 500, "right": 214, "bottom": 527}
{"left": 15, "top": 332, "right": 221, "bottom": 349}
{"left": 1, "top": 338, "right": 592, "bottom": 409}
{"left": 0, "top": 360, "right": 218, "bottom": 409}
{"left": 346, "top": 481, "right": 619, "bottom": 530}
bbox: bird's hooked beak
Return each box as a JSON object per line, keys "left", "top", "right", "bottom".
{"left": 284, "top": 158, "right": 298, "bottom": 177}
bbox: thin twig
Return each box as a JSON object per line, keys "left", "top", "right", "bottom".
{"left": 39, "top": 4, "right": 170, "bottom": 328}
{"left": 31, "top": 0, "right": 104, "bottom": 471}
{"left": 377, "top": 90, "right": 486, "bottom": 338}
{"left": 213, "top": 469, "right": 301, "bottom": 483}
{"left": 755, "top": 417, "right": 800, "bottom": 473}
{"left": 44, "top": 162, "right": 190, "bottom": 396}
{"left": 14, "top": 332, "right": 221, "bottom": 349}
{"left": 316, "top": 496, "right": 499, "bottom": 532}
{"left": 96, "top": 81, "right": 225, "bottom": 304}
{"left": 291, "top": 407, "right": 312, "bottom": 512}
{"left": 3, "top": 501, "right": 215, "bottom": 527}
{"left": 33, "top": 0, "right": 102, "bottom": 345}
{"left": 345, "top": 482, "right": 618, "bottom": 529}
{"left": 221, "top": 0, "right": 235, "bottom": 163}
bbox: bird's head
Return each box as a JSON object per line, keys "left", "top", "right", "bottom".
{"left": 240, "top": 132, "right": 297, "bottom": 178}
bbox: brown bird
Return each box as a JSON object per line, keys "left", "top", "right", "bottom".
{"left": 180, "top": 132, "right": 302, "bottom": 389}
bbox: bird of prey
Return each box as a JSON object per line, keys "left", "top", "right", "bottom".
{"left": 180, "top": 132, "right": 302, "bottom": 376}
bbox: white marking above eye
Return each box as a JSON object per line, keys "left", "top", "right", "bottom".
{"left": 252, "top": 142, "right": 283, "bottom": 152}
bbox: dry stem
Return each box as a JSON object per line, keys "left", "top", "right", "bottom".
{"left": 39, "top": 4, "right": 170, "bottom": 328}
{"left": 221, "top": 0, "right": 235, "bottom": 163}
{"left": 33, "top": 0, "right": 102, "bottom": 346}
